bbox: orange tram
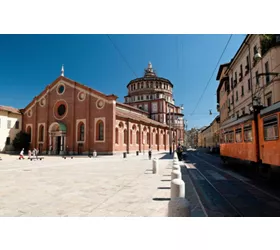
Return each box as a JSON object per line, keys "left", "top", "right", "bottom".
{"left": 219, "top": 101, "right": 280, "bottom": 179}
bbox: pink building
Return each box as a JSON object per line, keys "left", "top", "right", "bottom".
{"left": 217, "top": 34, "right": 280, "bottom": 124}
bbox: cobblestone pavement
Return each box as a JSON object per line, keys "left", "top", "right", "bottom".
{"left": 0, "top": 152, "right": 175, "bottom": 217}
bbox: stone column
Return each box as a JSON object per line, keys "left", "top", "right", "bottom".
{"left": 64, "top": 136, "right": 67, "bottom": 152}
{"left": 60, "top": 136, "right": 64, "bottom": 155}
{"left": 139, "top": 125, "right": 142, "bottom": 153}
{"left": 53, "top": 136, "right": 56, "bottom": 154}
{"left": 48, "top": 134, "right": 52, "bottom": 155}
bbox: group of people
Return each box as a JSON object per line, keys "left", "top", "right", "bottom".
{"left": 147, "top": 144, "right": 184, "bottom": 161}
{"left": 19, "top": 148, "right": 39, "bottom": 160}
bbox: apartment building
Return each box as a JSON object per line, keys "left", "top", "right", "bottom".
{"left": 198, "top": 116, "right": 220, "bottom": 148}
{"left": 217, "top": 34, "right": 280, "bottom": 122}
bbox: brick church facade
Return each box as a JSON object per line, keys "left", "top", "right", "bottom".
{"left": 20, "top": 63, "right": 184, "bottom": 155}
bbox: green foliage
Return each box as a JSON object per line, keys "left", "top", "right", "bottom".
{"left": 12, "top": 131, "right": 31, "bottom": 153}
{"left": 261, "top": 34, "right": 276, "bottom": 55}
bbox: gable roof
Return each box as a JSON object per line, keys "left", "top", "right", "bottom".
{"left": 23, "top": 76, "right": 118, "bottom": 113}
{"left": 0, "top": 105, "right": 21, "bottom": 115}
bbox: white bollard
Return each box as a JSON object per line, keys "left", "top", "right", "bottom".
{"left": 93, "top": 151, "right": 97, "bottom": 157}
{"left": 168, "top": 197, "right": 190, "bottom": 217}
{"left": 152, "top": 158, "right": 159, "bottom": 174}
{"left": 173, "top": 158, "right": 179, "bottom": 164}
{"left": 172, "top": 162, "right": 180, "bottom": 171}
{"left": 173, "top": 152, "right": 178, "bottom": 160}
{"left": 171, "top": 169, "right": 182, "bottom": 181}
{"left": 171, "top": 178, "right": 185, "bottom": 199}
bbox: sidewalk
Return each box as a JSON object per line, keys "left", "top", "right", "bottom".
{"left": 0, "top": 152, "right": 175, "bottom": 216}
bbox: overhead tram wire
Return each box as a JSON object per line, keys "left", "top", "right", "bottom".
{"left": 190, "top": 34, "right": 233, "bottom": 116}
{"left": 106, "top": 35, "right": 138, "bottom": 78}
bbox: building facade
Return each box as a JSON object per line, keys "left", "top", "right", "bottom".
{"left": 12, "top": 63, "right": 183, "bottom": 155}
{"left": 185, "top": 128, "right": 199, "bottom": 148}
{"left": 124, "top": 62, "right": 185, "bottom": 145}
{"left": 217, "top": 34, "right": 280, "bottom": 123}
{"left": 196, "top": 116, "right": 220, "bottom": 149}
{"left": 0, "top": 106, "right": 22, "bottom": 152}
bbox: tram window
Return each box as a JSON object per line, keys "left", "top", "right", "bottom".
{"left": 263, "top": 116, "right": 279, "bottom": 141}
{"left": 220, "top": 133, "right": 224, "bottom": 143}
{"left": 225, "top": 130, "right": 234, "bottom": 143}
{"left": 235, "top": 128, "right": 242, "bottom": 142}
{"left": 244, "top": 125, "right": 253, "bottom": 142}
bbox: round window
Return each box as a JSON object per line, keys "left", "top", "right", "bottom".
{"left": 58, "top": 85, "right": 65, "bottom": 94}
{"left": 57, "top": 104, "right": 66, "bottom": 116}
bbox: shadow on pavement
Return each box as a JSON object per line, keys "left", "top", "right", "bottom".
{"left": 153, "top": 198, "right": 171, "bottom": 201}
{"left": 158, "top": 154, "right": 173, "bottom": 160}
{"left": 157, "top": 187, "right": 170, "bottom": 190}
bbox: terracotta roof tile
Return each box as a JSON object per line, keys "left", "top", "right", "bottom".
{"left": 0, "top": 105, "right": 21, "bottom": 114}
{"left": 116, "top": 108, "right": 168, "bottom": 128}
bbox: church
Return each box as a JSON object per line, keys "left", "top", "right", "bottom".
{"left": 21, "top": 63, "right": 185, "bottom": 155}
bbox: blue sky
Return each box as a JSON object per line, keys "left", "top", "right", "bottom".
{"left": 0, "top": 34, "right": 245, "bottom": 129}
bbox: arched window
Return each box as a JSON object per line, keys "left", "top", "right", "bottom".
{"left": 130, "top": 130, "right": 133, "bottom": 144}
{"left": 124, "top": 129, "right": 127, "bottom": 144}
{"left": 147, "top": 132, "right": 150, "bottom": 145}
{"left": 136, "top": 131, "right": 139, "bottom": 144}
{"left": 115, "top": 128, "right": 119, "bottom": 144}
{"left": 79, "top": 122, "right": 85, "bottom": 141}
{"left": 39, "top": 125, "right": 44, "bottom": 142}
{"left": 26, "top": 126, "right": 32, "bottom": 142}
{"left": 96, "top": 120, "right": 104, "bottom": 141}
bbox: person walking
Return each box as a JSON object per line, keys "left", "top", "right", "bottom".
{"left": 148, "top": 147, "right": 152, "bottom": 160}
{"left": 177, "top": 144, "right": 183, "bottom": 161}
{"left": 19, "top": 148, "right": 25, "bottom": 160}
{"left": 28, "top": 150, "right": 31, "bottom": 159}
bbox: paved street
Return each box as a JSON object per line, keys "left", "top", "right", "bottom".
{"left": 182, "top": 150, "right": 280, "bottom": 217}
{"left": 0, "top": 152, "right": 175, "bottom": 217}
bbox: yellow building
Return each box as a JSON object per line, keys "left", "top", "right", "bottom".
{"left": 198, "top": 116, "right": 220, "bottom": 148}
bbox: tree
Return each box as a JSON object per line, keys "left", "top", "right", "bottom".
{"left": 12, "top": 131, "right": 31, "bottom": 153}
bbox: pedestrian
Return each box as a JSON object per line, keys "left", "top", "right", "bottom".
{"left": 28, "top": 150, "right": 31, "bottom": 159}
{"left": 177, "top": 144, "right": 183, "bottom": 161}
{"left": 148, "top": 147, "right": 152, "bottom": 160}
{"left": 32, "top": 148, "right": 37, "bottom": 160}
{"left": 19, "top": 148, "right": 25, "bottom": 160}
{"left": 36, "top": 148, "right": 39, "bottom": 160}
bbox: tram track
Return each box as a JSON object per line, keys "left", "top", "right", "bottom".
{"left": 183, "top": 151, "right": 280, "bottom": 216}
{"left": 195, "top": 151, "right": 280, "bottom": 202}
{"left": 185, "top": 161, "right": 243, "bottom": 217}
